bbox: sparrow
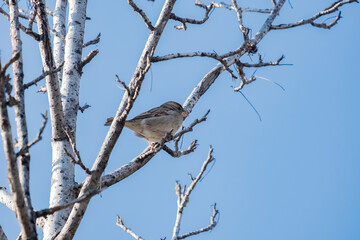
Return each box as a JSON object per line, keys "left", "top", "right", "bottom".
{"left": 105, "top": 101, "right": 187, "bottom": 149}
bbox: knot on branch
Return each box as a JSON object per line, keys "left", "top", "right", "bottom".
{"left": 246, "top": 42, "right": 258, "bottom": 54}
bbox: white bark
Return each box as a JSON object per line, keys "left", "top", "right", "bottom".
{"left": 43, "top": 0, "right": 87, "bottom": 238}
{"left": 57, "top": 0, "right": 177, "bottom": 238}
{"left": 43, "top": 141, "right": 75, "bottom": 239}
{"left": 52, "top": 0, "right": 67, "bottom": 84}
{"left": 0, "top": 188, "right": 14, "bottom": 211}
{"left": 61, "top": 0, "right": 87, "bottom": 132}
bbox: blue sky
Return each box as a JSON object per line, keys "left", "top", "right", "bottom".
{"left": 0, "top": 0, "right": 360, "bottom": 239}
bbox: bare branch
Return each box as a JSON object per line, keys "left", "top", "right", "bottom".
{"left": 83, "top": 33, "right": 101, "bottom": 48}
{"left": 210, "top": 1, "right": 272, "bottom": 13}
{"left": 16, "top": 110, "right": 48, "bottom": 157}
{"left": 163, "top": 140, "right": 198, "bottom": 158}
{"left": 50, "top": 28, "right": 65, "bottom": 40}
{"left": 0, "top": 7, "right": 41, "bottom": 41}
{"left": 63, "top": 129, "right": 92, "bottom": 175}
{"left": 173, "top": 110, "right": 210, "bottom": 138}
{"left": 152, "top": 51, "right": 219, "bottom": 62}
{"left": 115, "top": 75, "right": 131, "bottom": 95}
{"left": 35, "top": 188, "right": 102, "bottom": 218}
{"left": 116, "top": 216, "right": 144, "bottom": 240}
{"left": 232, "top": 55, "right": 289, "bottom": 90}
{"left": 233, "top": 60, "right": 256, "bottom": 91}
{"left": 242, "top": 54, "right": 288, "bottom": 67}
{"left": 0, "top": 187, "right": 14, "bottom": 211}
{"left": 78, "top": 104, "right": 91, "bottom": 113}
{"left": 271, "top": 0, "right": 357, "bottom": 30}
{"left": 182, "top": 0, "right": 287, "bottom": 117}
{"left": 45, "top": 7, "right": 54, "bottom": 16}
{"left": 128, "top": 0, "right": 154, "bottom": 31}
{"left": 27, "top": 5, "right": 37, "bottom": 32}
{"left": 31, "top": 0, "right": 66, "bottom": 141}
{"left": 79, "top": 49, "right": 99, "bottom": 70}
{"left": 0, "top": 52, "right": 20, "bottom": 75}
{"left": 170, "top": 2, "right": 214, "bottom": 30}
{"left": 232, "top": 0, "right": 249, "bottom": 41}
{"left": 152, "top": 52, "right": 237, "bottom": 79}
{"left": 0, "top": 187, "right": 46, "bottom": 229}
{"left": 310, "top": 11, "right": 342, "bottom": 29}
{"left": 172, "top": 146, "right": 216, "bottom": 240}
{"left": 177, "top": 204, "right": 219, "bottom": 239}
{"left": 23, "top": 61, "right": 64, "bottom": 90}
{"left": 0, "top": 55, "right": 36, "bottom": 238}
{"left": 36, "top": 86, "right": 47, "bottom": 93}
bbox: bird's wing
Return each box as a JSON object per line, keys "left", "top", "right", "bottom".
{"left": 130, "top": 106, "right": 171, "bottom": 121}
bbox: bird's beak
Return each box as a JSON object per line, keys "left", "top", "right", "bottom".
{"left": 182, "top": 111, "right": 188, "bottom": 118}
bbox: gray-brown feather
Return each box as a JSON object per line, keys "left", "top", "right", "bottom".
{"left": 125, "top": 110, "right": 183, "bottom": 142}
{"left": 105, "top": 101, "right": 185, "bottom": 143}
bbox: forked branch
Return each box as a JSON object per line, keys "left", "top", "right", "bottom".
{"left": 128, "top": 0, "right": 154, "bottom": 31}
{"left": 116, "top": 216, "right": 144, "bottom": 240}
{"left": 271, "top": 0, "right": 357, "bottom": 30}
{"left": 16, "top": 111, "right": 48, "bottom": 157}
{"left": 172, "top": 146, "right": 218, "bottom": 240}
{"left": 170, "top": 2, "right": 214, "bottom": 30}
{"left": 63, "top": 129, "right": 91, "bottom": 175}
{"left": 177, "top": 204, "right": 219, "bottom": 239}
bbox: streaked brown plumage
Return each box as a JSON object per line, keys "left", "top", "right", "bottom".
{"left": 105, "top": 101, "right": 187, "bottom": 148}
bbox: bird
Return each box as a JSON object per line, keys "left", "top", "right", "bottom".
{"left": 105, "top": 101, "right": 187, "bottom": 149}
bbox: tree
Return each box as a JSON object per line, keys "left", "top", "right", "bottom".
{"left": 0, "top": 0, "right": 359, "bottom": 239}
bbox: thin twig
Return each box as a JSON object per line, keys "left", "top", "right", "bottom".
{"left": 50, "top": 28, "right": 65, "bottom": 40}
{"left": 23, "top": 61, "right": 64, "bottom": 90}
{"left": 16, "top": 111, "right": 48, "bottom": 157}
{"left": 0, "top": 7, "right": 40, "bottom": 41}
{"left": 63, "top": 129, "right": 92, "bottom": 175}
{"left": 83, "top": 33, "right": 101, "bottom": 48}
{"left": 36, "top": 86, "right": 47, "bottom": 93}
{"left": 271, "top": 0, "right": 357, "bottom": 30}
{"left": 128, "top": 0, "right": 154, "bottom": 31}
{"left": 115, "top": 75, "right": 131, "bottom": 95}
{"left": 177, "top": 204, "right": 219, "bottom": 239}
{"left": 35, "top": 188, "right": 102, "bottom": 218}
{"left": 78, "top": 104, "right": 91, "bottom": 113}
{"left": 242, "top": 54, "right": 287, "bottom": 67}
{"left": 232, "top": 0, "right": 249, "bottom": 41}
{"left": 152, "top": 52, "right": 237, "bottom": 79}
{"left": 162, "top": 140, "right": 198, "bottom": 158}
{"left": 116, "top": 216, "right": 144, "bottom": 240}
{"left": 79, "top": 49, "right": 99, "bottom": 70}
{"left": 170, "top": 2, "right": 214, "bottom": 30}
{"left": 27, "top": 5, "right": 37, "bottom": 31}
{"left": 173, "top": 110, "right": 210, "bottom": 139}
{"left": 172, "top": 146, "right": 217, "bottom": 240}
{"left": 210, "top": 1, "right": 272, "bottom": 13}
{"left": 0, "top": 52, "right": 20, "bottom": 75}
{"left": 233, "top": 61, "right": 256, "bottom": 91}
